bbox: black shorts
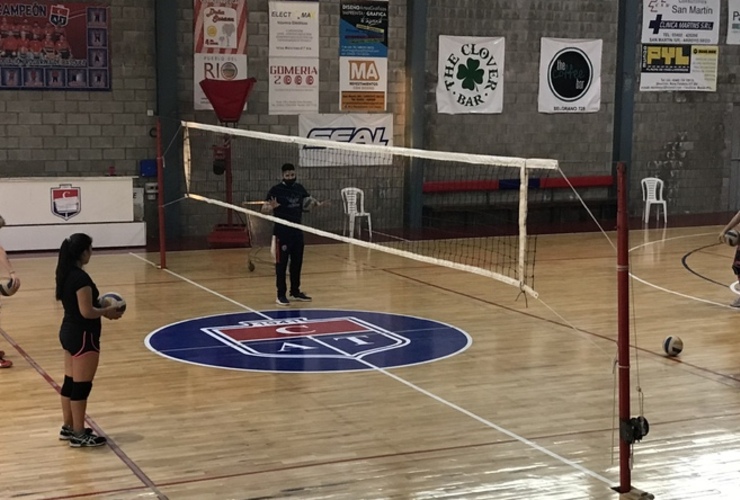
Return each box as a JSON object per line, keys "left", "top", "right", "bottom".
{"left": 59, "top": 323, "right": 101, "bottom": 357}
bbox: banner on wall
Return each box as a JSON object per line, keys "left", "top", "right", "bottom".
{"left": 728, "top": 0, "right": 740, "bottom": 45}
{"left": 268, "top": 0, "right": 319, "bottom": 114}
{"left": 193, "top": 0, "right": 248, "bottom": 110}
{"left": 0, "top": 3, "right": 111, "bottom": 91}
{"left": 339, "top": 0, "right": 388, "bottom": 111}
{"left": 298, "top": 113, "right": 393, "bottom": 166}
{"left": 269, "top": 1, "right": 319, "bottom": 58}
{"left": 639, "top": 44, "right": 717, "bottom": 91}
{"left": 538, "top": 38, "right": 602, "bottom": 114}
{"left": 436, "top": 36, "right": 504, "bottom": 114}
{"left": 269, "top": 58, "right": 319, "bottom": 114}
{"left": 641, "top": 0, "right": 719, "bottom": 45}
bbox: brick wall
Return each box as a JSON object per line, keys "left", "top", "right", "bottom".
{"left": 1, "top": 1, "right": 737, "bottom": 241}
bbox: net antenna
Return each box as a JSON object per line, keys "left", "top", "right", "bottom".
{"left": 197, "top": 77, "right": 256, "bottom": 247}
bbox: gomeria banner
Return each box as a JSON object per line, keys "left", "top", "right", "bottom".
{"left": 436, "top": 36, "right": 504, "bottom": 114}
{"left": 193, "top": 0, "right": 248, "bottom": 110}
{"left": 538, "top": 38, "right": 602, "bottom": 114}
{"left": 0, "top": 3, "right": 111, "bottom": 91}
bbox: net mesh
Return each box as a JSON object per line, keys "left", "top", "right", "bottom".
{"left": 181, "top": 121, "right": 558, "bottom": 297}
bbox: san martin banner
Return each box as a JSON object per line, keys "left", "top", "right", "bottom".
{"left": 641, "top": 0, "right": 719, "bottom": 45}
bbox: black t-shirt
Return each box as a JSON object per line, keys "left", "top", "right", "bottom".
{"left": 60, "top": 267, "right": 101, "bottom": 331}
{"left": 266, "top": 181, "right": 310, "bottom": 239}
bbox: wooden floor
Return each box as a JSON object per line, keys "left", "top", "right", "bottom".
{"left": 2, "top": 225, "right": 740, "bottom": 499}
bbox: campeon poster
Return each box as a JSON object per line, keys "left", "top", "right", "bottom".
{"left": 538, "top": 38, "right": 602, "bottom": 114}
{"left": 0, "top": 3, "right": 111, "bottom": 91}
{"left": 193, "top": 0, "right": 248, "bottom": 110}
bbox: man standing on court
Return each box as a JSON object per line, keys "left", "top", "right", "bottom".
{"left": 262, "top": 163, "right": 323, "bottom": 306}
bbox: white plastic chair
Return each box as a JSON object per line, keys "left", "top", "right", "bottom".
{"left": 641, "top": 177, "right": 667, "bottom": 224}
{"left": 341, "top": 187, "right": 372, "bottom": 241}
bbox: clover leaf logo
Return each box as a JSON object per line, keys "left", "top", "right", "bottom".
{"left": 456, "top": 58, "right": 484, "bottom": 91}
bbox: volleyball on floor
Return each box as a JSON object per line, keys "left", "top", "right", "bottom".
{"left": 100, "top": 292, "right": 126, "bottom": 313}
{"left": 0, "top": 277, "right": 18, "bottom": 296}
{"left": 663, "top": 336, "right": 683, "bottom": 357}
{"left": 725, "top": 229, "right": 740, "bottom": 247}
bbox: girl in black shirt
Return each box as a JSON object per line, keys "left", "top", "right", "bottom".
{"left": 56, "top": 233, "right": 122, "bottom": 447}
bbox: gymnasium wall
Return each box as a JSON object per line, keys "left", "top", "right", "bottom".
{"left": 0, "top": 1, "right": 736, "bottom": 243}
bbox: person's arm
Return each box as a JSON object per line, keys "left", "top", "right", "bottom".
{"left": 0, "top": 244, "right": 20, "bottom": 290}
{"left": 262, "top": 187, "right": 279, "bottom": 213}
{"left": 719, "top": 210, "right": 740, "bottom": 242}
{"left": 76, "top": 286, "right": 122, "bottom": 320}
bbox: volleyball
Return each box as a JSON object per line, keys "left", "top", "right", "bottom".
{"left": 100, "top": 292, "right": 126, "bottom": 313}
{"left": 725, "top": 229, "right": 740, "bottom": 247}
{"left": 0, "top": 277, "right": 19, "bottom": 297}
{"left": 663, "top": 336, "right": 683, "bottom": 357}
{"left": 302, "top": 196, "right": 318, "bottom": 212}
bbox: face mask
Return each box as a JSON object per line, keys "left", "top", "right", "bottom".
{"left": 283, "top": 178, "right": 296, "bottom": 186}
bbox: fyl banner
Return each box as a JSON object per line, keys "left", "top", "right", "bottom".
{"left": 436, "top": 36, "right": 504, "bottom": 114}
{"left": 538, "top": 38, "right": 602, "bottom": 114}
{"left": 641, "top": 0, "right": 719, "bottom": 45}
{"left": 193, "top": 0, "right": 248, "bottom": 110}
{"left": 639, "top": 44, "right": 717, "bottom": 92}
{"left": 268, "top": 0, "right": 319, "bottom": 114}
{"left": 0, "top": 3, "right": 111, "bottom": 91}
{"left": 339, "top": 0, "right": 388, "bottom": 111}
{"left": 298, "top": 113, "right": 393, "bottom": 166}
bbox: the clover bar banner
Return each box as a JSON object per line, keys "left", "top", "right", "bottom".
{"left": 0, "top": 3, "right": 111, "bottom": 91}
{"left": 436, "top": 36, "right": 504, "bottom": 114}
{"left": 538, "top": 38, "right": 602, "bottom": 114}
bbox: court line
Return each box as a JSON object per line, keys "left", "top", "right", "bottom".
{"left": 0, "top": 326, "right": 169, "bottom": 500}
{"left": 628, "top": 231, "right": 737, "bottom": 309}
{"left": 131, "top": 252, "right": 615, "bottom": 487}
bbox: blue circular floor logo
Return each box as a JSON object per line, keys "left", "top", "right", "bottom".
{"left": 145, "top": 309, "right": 471, "bottom": 373}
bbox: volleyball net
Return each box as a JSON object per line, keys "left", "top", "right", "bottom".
{"left": 180, "top": 121, "right": 559, "bottom": 297}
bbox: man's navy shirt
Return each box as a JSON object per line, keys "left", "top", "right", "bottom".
{"left": 266, "top": 181, "right": 310, "bottom": 240}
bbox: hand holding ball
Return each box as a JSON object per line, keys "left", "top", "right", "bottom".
{"left": 100, "top": 292, "right": 126, "bottom": 316}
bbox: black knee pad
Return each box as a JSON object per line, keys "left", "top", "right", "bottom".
{"left": 70, "top": 381, "right": 93, "bottom": 401}
{"left": 61, "top": 375, "right": 74, "bottom": 398}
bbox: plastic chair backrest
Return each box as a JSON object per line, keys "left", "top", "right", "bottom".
{"left": 641, "top": 177, "right": 664, "bottom": 202}
{"left": 341, "top": 187, "right": 365, "bottom": 215}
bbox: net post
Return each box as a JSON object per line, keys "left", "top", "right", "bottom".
{"left": 518, "top": 162, "right": 529, "bottom": 290}
{"left": 156, "top": 117, "right": 166, "bottom": 269}
{"left": 616, "top": 161, "right": 631, "bottom": 492}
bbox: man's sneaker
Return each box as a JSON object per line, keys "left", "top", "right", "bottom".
{"left": 731, "top": 297, "right": 740, "bottom": 308}
{"left": 276, "top": 295, "right": 290, "bottom": 306}
{"left": 290, "top": 291, "right": 312, "bottom": 302}
{"left": 0, "top": 358, "right": 11, "bottom": 368}
{"left": 59, "top": 426, "right": 93, "bottom": 441}
{"left": 69, "top": 432, "right": 107, "bottom": 448}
